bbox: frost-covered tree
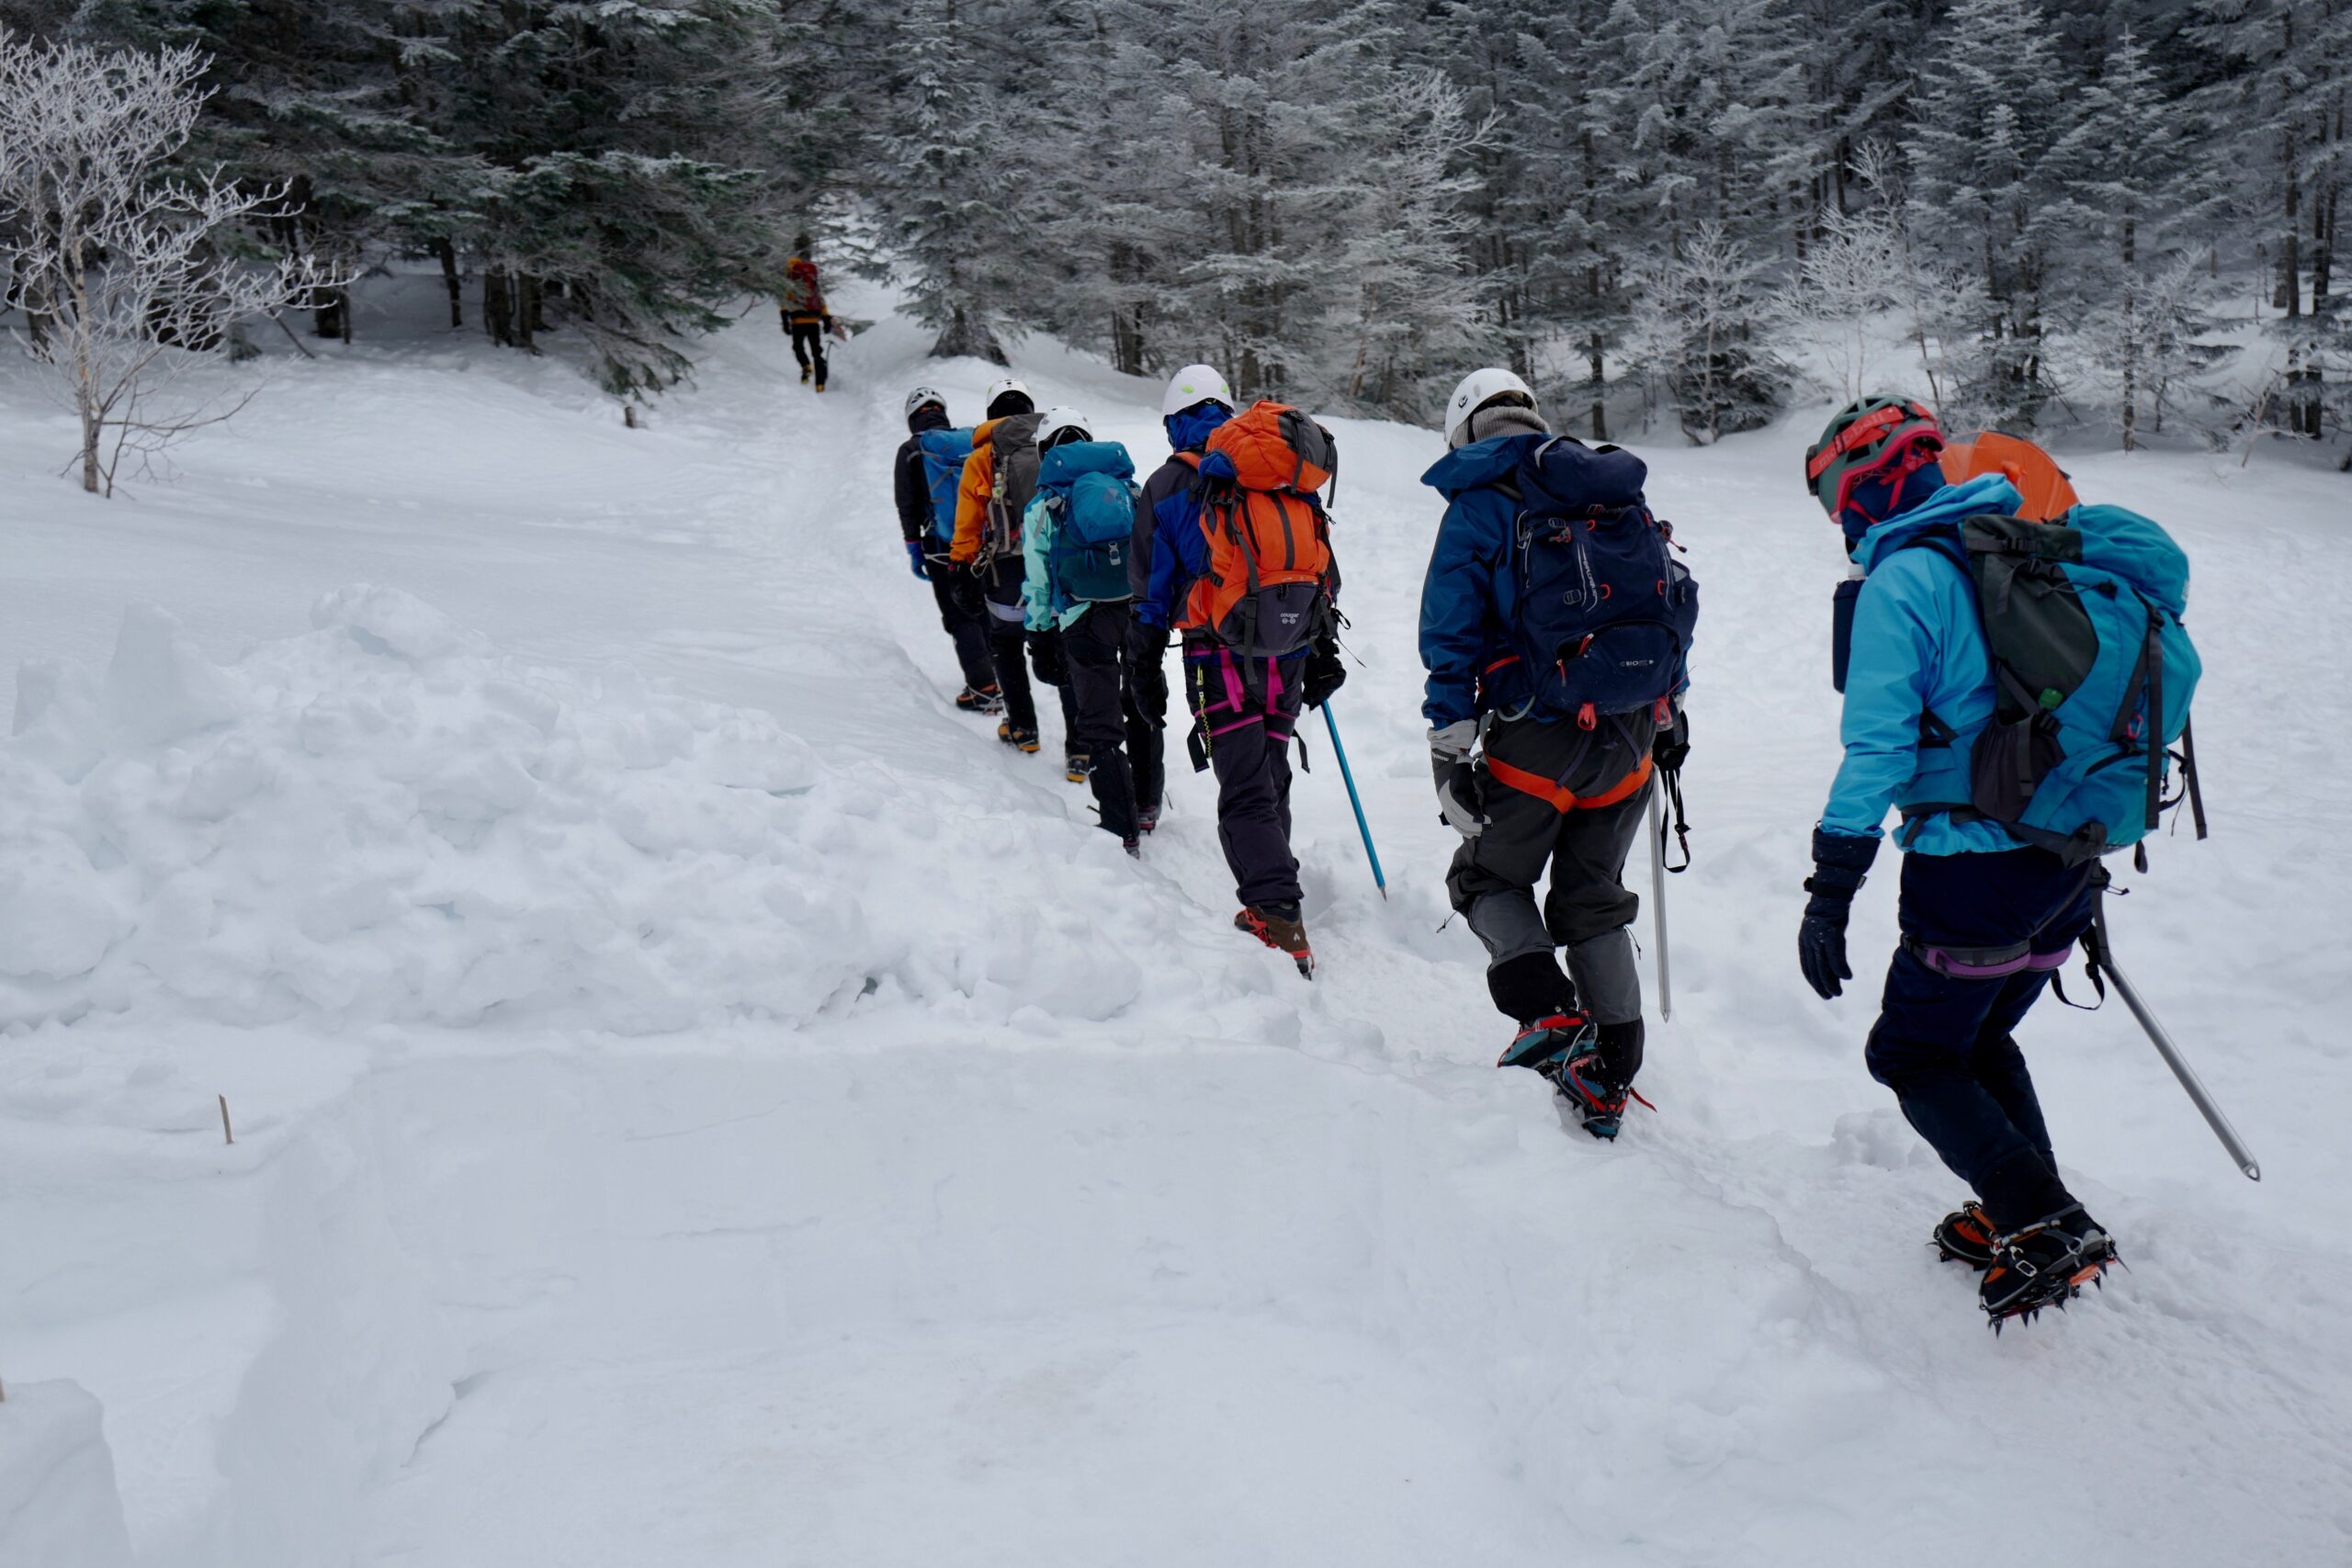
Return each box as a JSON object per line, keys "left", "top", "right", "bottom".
{"left": 1632, "top": 222, "right": 1790, "bottom": 443}
{"left": 1905, "top": 0, "right": 2076, "bottom": 424}
{"left": 0, "top": 32, "right": 334, "bottom": 493}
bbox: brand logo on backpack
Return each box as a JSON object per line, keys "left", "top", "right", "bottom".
{"left": 1180, "top": 401, "right": 1339, "bottom": 658}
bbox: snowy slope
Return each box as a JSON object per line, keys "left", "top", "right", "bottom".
{"left": 2, "top": 287, "right": 2348, "bottom": 1568}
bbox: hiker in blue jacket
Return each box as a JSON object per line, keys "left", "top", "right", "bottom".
{"left": 1419, "top": 368, "right": 1691, "bottom": 1139}
{"left": 892, "top": 385, "right": 1000, "bottom": 713}
{"left": 1799, "top": 395, "right": 2196, "bottom": 1325}
{"left": 1125, "top": 365, "right": 1238, "bottom": 835}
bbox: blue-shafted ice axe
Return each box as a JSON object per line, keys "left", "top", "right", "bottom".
{"left": 1320, "top": 702, "right": 1386, "bottom": 899}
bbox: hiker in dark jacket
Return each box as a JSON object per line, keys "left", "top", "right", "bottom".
{"left": 1419, "top": 367, "right": 1688, "bottom": 1140}
{"left": 892, "top": 385, "right": 1001, "bottom": 713}
{"left": 1125, "top": 364, "right": 1237, "bottom": 834}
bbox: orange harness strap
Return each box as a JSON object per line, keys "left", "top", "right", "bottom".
{"left": 1484, "top": 752, "right": 1654, "bottom": 814}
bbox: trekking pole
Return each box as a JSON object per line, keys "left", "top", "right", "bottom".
{"left": 1646, "top": 781, "right": 1673, "bottom": 1023}
{"left": 2090, "top": 892, "right": 2260, "bottom": 1181}
{"left": 1320, "top": 702, "right": 1387, "bottom": 900}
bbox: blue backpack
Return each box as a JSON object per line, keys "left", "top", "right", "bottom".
{"left": 916, "top": 427, "right": 976, "bottom": 546}
{"left": 1036, "top": 441, "right": 1138, "bottom": 609}
{"left": 1508, "top": 436, "right": 1698, "bottom": 725}
{"left": 1904, "top": 505, "right": 2202, "bottom": 863}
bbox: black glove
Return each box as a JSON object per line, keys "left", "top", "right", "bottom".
{"left": 1652, "top": 707, "right": 1690, "bottom": 772}
{"left": 1302, "top": 636, "right": 1347, "bottom": 709}
{"left": 1030, "top": 628, "right": 1067, "bottom": 687}
{"left": 1124, "top": 616, "right": 1170, "bottom": 662}
{"left": 1799, "top": 828, "right": 1880, "bottom": 1000}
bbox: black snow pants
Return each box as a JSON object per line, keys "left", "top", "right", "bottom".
{"left": 978, "top": 555, "right": 1076, "bottom": 746}
{"left": 933, "top": 568, "right": 997, "bottom": 694}
{"left": 788, "top": 316, "right": 828, "bottom": 388}
{"left": 1123, "top": 619, "right": 1170, "bottom": 819}
{"left": 1865, "top": 846, "right": 2098, "bottom": 1231}
{"left": 1447, "top": 710, "right": 1657, "bottom": 1083}
{"left": 1186, "top": 640, "right": 1305, "bottom": 909}
{"left": 1067, "top": 602, "right": 1139, "bottom": 840}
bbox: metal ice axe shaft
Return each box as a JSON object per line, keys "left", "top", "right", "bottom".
{"left": 1320, "top": 703, "right": 1386, "bottom": 899}
{"left": 1646, "top": 781, "right": 1672, "bottom": 1022}
{"left": 2090, "top": 894, "right": 2260, "bottom": 1181}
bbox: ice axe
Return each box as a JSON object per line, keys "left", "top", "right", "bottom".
{"left": 2085, "top": 884, "right": 2260, "bottom": 1181}
{"left": 1646, "top": 782, "right": 1673, "bottom": 1022}
{"left": 1320, "top": 702, "right": 1386, "bottom": 899}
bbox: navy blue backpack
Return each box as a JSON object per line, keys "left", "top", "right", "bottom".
{"left": 1509, "top": 437, "right": 1698, "bottom": 725}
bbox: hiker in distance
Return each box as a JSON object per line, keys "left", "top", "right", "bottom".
{"left": 1126, "top": 364, "right": 1240, "bottom": 837}
{"left": 892, "top": 385, "right": 1002, "bottom": 715}
{"left": 778, "top": 233, "right": 831, "bottom": 392}
{"left": 1023, "top": 408, "right": 1146, "bottom": 852}
{"left": 1169, "top": 396, "right": 1348, "bottom": 976}
{"left": 1419, "top": 368, "right": 1697, "bottom": 1139}
{"left": 951, "top": 377, "right": 1084, "bottom": 773}
{"left": 1797, "top": 396, "right": 2199, "bottom": 1328}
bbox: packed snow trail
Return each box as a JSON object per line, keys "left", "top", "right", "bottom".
{"left": 2, "top": 283, "right": 2349, "bottom": 1566}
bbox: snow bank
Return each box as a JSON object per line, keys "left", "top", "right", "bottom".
{"left": 0, "top": 1381, "right": 135, "bottom": 1568}
{"left": 0, "top": 586, "right": 839, "bottom": 1032}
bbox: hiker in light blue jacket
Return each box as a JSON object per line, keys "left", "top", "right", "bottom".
{"left": 1797, "top": 396, "right": 2199, "bottom": 1327}
{"left": 1022, "top": 409, "right": 1144, "bottom": 852}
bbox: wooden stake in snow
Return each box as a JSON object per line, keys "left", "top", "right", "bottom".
{"left": 219, "top": 1093, "right": 233, "bottom": 1145}
{"left": 624, "top": 404, "right": 640, "bottom": 429}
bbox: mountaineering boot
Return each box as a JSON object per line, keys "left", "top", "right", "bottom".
{"left": 1237, "top": 902, "right": 1313, "bottom": 978}
{"left": 799, "top": 363, "right": 812, "bottom": 384}
{"left": 1136, "top": 805, "right": 1160, "bottom": 836}
{"left": 956, "top": 682, "right": 1005, "bottom": 715}
{"left": 1066, "top": 752, "right": 1092, "bottom": 784}
{"left": 1980, "top": 1205, "right": 2117, "bottom": 1330}
{"left": 998, "top": 721, "right": 1042, "bottom": 754}
{"left": 1555, "top": 1050, "right": 1634, "bottom": 1141}
{"left": 1496, "top": 1012, "right": 1596, "bottom": 1077}
{"left": 1122, "top": 836, "right": 1140, "bottom": 859}
{"left": 1933, "top": 1202, "right": 2000, "bottom": 1269}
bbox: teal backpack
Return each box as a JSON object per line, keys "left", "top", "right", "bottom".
{"left": 1036, "top": 441, "right": 1138, "bottom": 609}
{"left": 916, "top": 427, "right": 976, "bottom": 546}
{"left": 1903, "top": 504, "right": 2205, "bottom": 865}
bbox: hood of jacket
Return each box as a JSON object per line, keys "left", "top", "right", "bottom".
{"left": 907, "top": 402, "right": 950, "bottom": 437}
{"left": 1420, "top": 431, "right": 1548, "bottom": 501}
{"left": 1852, "top": 474, "right": 2022, "bottom": 572}
{"left": 1163, "top": 402, "right": 1231, "bottom": 455}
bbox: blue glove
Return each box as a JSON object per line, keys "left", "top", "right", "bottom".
{"left": 1799, "top": 828, "right": 1879, "bottom": 1000}
{"left": 905, "top": 541, "right": 929, "bottom": 581}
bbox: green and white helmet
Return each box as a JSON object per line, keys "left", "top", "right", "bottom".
{"left": 1804, "top": 395, "right": 1942, "bottom": 517}
{"left": 1161, "top": 364, "right": 1235, "bottom": 418}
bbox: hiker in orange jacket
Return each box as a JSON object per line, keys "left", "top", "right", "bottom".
{"left": 779, "top": 234, "right": 830, "bottom": 391}
{"left": 951, "top": 378, "right": 1080, "bottom": 767}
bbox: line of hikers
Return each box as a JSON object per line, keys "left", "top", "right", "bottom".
{"left": 890, "top": 364, "right": 2202, "bottom": 1331}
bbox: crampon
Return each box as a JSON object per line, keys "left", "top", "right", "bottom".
{"left": 1981, "top": 1206, "right": 2120, "bottom": 1332}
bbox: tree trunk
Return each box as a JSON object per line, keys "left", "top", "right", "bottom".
{"left": 312, "top": 288, "right": 346, "bottom": 340}
{"left": 517, "top": 276, "right": 540, "bottom": 352}
{"left": 436, "top": 238, "right": 463, "bottom": 328}
{"left": 2278, "top": 129, "right": 2302, "bottom": 315}
{"left": 1588, "top": 331, "right": 1608, "bottom": 442}
{"left": 483, "top": 270, "right": 514, "bottom": 347}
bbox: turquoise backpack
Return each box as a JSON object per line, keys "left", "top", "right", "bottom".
{"left": 1903, "top": 503, "right": 2205, "bottom": 864}
{"left": 1036, "top": 441, "right": 1138, "bottom": 610}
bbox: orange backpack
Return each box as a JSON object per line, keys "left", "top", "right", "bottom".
{"left": 1939, "top": 430, "right": 2080, "bottom": 523}
{"left": 1181, "top": 401, "right": 1338, "bottom": 656}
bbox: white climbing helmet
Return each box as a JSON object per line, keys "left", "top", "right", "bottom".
{"left": 982, "top": 376, "right": 1033, "bottom": 416}
{"left": 1443, "top": 367, "right": 1537, "bottom": 448}
{"left": 1160, "top": 363, "right": 1236, "bottom": 419}
{"left": 1035, "top": 406, "right": 1093, "bottom": 451}
{"left": 903, "top": 384, "right": 946, "bottom": 422}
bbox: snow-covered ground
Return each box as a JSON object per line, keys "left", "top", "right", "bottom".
{"left": 3, "top": 281, "right": 2348, "bottom": 1567}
